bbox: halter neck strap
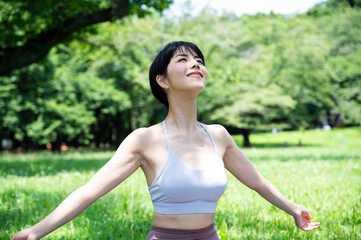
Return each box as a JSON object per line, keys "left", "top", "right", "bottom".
{"left": 162, "top": 120, "right": 171, "bottom": 151}
{"left": 198, "top": 123, "right": 217, "bottom": 149}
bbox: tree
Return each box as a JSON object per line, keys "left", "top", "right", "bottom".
{"left": 1, "top": 0, "right": 360, "bottom": 151}
{"left": 0, "top": 0, "right": 173, "bottom": 76}
{"left": 0, "top": 42, "right": 132, "bottom": 152}
{"left": 323, "top": 8, "right": 361, "bottom": 126}
{"left": 307, "top": 0, "right": 361, "bottom": 16}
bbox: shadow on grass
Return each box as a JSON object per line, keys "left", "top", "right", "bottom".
{"left": 2, "top": 147, "right": 360, "bottom": 177}
{"left": 246, "top": 143, "right": 320, "bottom": 148}
{"left": 0, "top": 157, "right": 108, "bottom": 177}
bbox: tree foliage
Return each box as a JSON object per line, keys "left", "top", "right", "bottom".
{"left": 0, "top": 0, "right": 173, "bottom": 76}
{"left": 0, "top": 0, "right": 360, "bottom": 150}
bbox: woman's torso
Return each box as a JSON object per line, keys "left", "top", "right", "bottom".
{"left": 138, "top": 121, "right": 227, "bottom": 230}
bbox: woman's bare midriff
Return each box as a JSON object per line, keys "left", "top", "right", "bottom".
{"left": 152, "top": 213, "right": 216, "bottom": 230}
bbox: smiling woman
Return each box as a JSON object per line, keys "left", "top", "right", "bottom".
{"left": 11, "top": 41, "right": 319, "bottom": 240}
{"left": 149, "top": 41, "right": 207, "bottom": 108}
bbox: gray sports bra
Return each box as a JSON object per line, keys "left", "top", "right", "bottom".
{"left": 148, "top": 120, "right": 227, "bottom": 215}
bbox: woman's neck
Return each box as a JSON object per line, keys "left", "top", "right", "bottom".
{"left": 165, "top": 94, "right": 199, "bottom": 132}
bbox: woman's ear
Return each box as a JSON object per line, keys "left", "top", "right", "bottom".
{"left": 156, "top": 75, "right": 169, "bottom": 90}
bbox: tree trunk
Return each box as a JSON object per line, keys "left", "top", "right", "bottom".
{"left": 347, "top": 0, "right": 355, "bottom": 7}
{"left": 224, "top": 126, "right": 252, "bottom": 147}
{"left": 51, "top": 134, "right": 63, "bottom": 153}
{"left": 241, "top": 129, "right": 251, "bottom": 148}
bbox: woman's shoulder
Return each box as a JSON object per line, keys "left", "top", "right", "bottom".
{"left": 199, "top": 122, "right": 233, "bottom": 146}
{"left": 126, "top": 122, "right": 164, "bottom": 147}
{"left": 199, "top": 122, "right": 228, "bottom": 136}
{"left": 125, "top": 123, "right": 167, "bottom": 164}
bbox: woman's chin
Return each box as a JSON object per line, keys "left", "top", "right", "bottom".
{"left": 190, "top": 84, "right": 205, "bottom": 93}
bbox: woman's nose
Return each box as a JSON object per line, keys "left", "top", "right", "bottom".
{"left": 190, "top": 59, "right": 200, "bottom": 69}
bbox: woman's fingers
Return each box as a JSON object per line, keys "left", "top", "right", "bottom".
{"left": 302, "top": 221, "right": 320, "bottom": 231}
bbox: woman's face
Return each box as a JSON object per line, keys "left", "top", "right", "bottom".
{"left": 164, "top": 47, "right": 208, "bottom": 93}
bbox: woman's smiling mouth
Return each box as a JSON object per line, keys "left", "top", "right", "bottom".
{"left": 187, "top": 71, "right": 203, "bottom": 78}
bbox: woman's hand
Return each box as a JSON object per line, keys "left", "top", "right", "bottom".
{"left": 11, "top": 228, "right": 39, "bottom": 240}
{"left": 293, "top": 205, "right": 320, "bottom": 231}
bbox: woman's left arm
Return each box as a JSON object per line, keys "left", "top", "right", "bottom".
{"left": 216, "top": 126, "right": 320, "bottom": 231}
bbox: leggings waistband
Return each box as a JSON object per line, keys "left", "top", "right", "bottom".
{"left": 150, "top": 223, "right": 215, "bottom": 234}
{"left": 147, "top": 223, "right": 219, "bottom": 240}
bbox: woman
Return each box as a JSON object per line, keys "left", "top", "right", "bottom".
{"left": 12, "top": 41, "right": 319, "bottom": 240}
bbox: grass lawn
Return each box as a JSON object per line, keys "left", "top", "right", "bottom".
{"left": 1, "top": 127, "right": 361, "bottom": 239}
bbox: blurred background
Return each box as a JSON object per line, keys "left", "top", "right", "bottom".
{"left": 0, "top": 0, "right": 360, "bottom": 152}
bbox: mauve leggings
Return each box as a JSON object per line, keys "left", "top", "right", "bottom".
{"left": 146, "top": 223, "right": 220, "bottom": 240}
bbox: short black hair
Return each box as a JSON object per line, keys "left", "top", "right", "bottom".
{"left": 149, "top": 41, "right": 205, "bottom": 108}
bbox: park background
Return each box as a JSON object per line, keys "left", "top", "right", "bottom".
{"left": 1, "top": 0, "right": 360, "bottom": 239}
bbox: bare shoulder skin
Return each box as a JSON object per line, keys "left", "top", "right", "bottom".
{"left": 137, "top": 123, "right": 169, "bottom": 186}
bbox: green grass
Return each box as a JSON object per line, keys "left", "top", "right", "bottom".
{"left": 233, "top": 126, "right": 361, "bottom": 149}
{"left": 1, "top": 127, "right": 361, "bottom": 239}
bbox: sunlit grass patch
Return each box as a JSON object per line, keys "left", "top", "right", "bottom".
{"left": 1, "top": 127, "right": 361, "bottom": 239}
{"left": 233, "top": 126, "right": 361, "bottom": 149}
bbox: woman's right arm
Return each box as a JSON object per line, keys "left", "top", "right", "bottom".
{"left": 12, "top": 128, "right": 147, "bottom": 240}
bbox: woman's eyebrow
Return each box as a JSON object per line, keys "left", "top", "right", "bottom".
{"left": 175, "top": 53, "right": 188, "bottom": 58}
{"left": 175, "top": 53, "right": 201, "bottom": 59}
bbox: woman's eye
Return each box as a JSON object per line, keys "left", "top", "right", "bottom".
{"left": 179, "top": 58, "right": 187, "bottom": 61}
{"left": 197, "top": 60, "right": 204, "bottom": 64}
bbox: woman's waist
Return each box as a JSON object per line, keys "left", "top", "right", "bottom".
{"left": 152, "top": 212, "right": 215, "bottom": 230}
